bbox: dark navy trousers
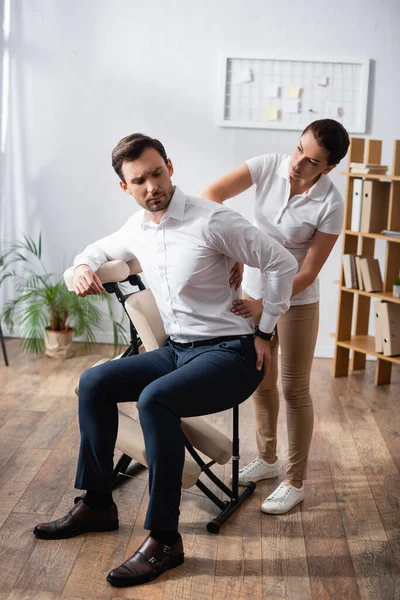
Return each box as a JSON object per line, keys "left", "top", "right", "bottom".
{"left": 75, "top": 336, "right": 263, "bottom": 531}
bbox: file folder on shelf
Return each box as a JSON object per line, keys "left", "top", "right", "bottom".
{"left": 374, "top": 300, "right": 383, "bottom": 353}
{"left": 360, "top": 180, "right": 390, "bottom": 233}
{"left": 351, "top": 179, "right": 363, "bottom": 232}
{"left": 380, "top": 302, "right": 400, "bottom": 356}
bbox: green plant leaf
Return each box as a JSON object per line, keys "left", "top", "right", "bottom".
{"left": 1, "top": 233, "right": 127, "bottom": 355}
{"left": 22, "top": 233, "right": 39, "bottom": 257}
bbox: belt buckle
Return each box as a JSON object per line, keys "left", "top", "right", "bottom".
{"left": 188, "top": 342, "right": 195, "bottom": 349}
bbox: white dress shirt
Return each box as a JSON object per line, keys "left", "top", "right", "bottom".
{"left": 244, "top": 154, "right": 344, "bottom": 305}
{"left": 74, "top": 187, "right": 297, "bottom": 342}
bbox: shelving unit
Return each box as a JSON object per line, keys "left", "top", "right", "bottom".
{"left": 333, "top": 137, "right": 400, "bottom": 385}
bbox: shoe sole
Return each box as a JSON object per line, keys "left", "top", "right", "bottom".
{"left": 106, "top": 554, "right": 184, "bottom": 587}
{"left": 33, "top": 520, "right": 119, "bottom": 540}
{"left": 261, "top": 497, "right": 304, "bottom": 514}
{"left": 230, "top": 471, "right": 280, "bottom": 485}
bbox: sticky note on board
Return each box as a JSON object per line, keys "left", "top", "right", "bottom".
{"left": 267, "top": 85, "right": 280, "bottom": 98}
{"left": 283, "top": 99, "right": 301, "bottom": 113}
{"left": 265, "top": 107, "right": 279, "bottom": 120}
{"left": 288, "top": 85, "right": 301, "bottom": 98}
{"left": 239, "top": 68, "right": 253, "bottom": 83}
{"left": 328, "top": 103, "right": 343, "bottom": 117}
{"left": 316, "top": 76, "right": 329, "bottom": 87}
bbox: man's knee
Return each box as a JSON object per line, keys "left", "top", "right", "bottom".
{"left": 137, "top": 385, "right": 162, "bottom": 418}
{"left": 79, "top": 364, "right": 109, "bottom": 398}
{"left": 137, "top": 383, "right": 178, "bottom": 424}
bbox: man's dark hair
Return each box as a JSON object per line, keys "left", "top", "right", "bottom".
{"left": 302, "top": 119, "right": 350, "bottom": 166}
{"left": 112, "top": 133, "right": 168, "bottom": 183}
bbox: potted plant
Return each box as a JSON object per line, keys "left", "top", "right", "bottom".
{"left": 1, "top": 234, "right": 127, "bottom": 358}
{"left": 393, "top": 276, "right": 400, "bottom": 299}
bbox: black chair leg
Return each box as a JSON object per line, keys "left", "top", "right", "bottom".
{"left": 0, "top": 324, "right": 9, "bottom": 366}
{"left": 206, "top": 405, "right": 256, "bottom": 533}
{"left": 112, "top": 453, "right": 146, "bottom": 488}
{"left": 231, "top": 404, "right": 240, "bottom": 499}
{"left": 206, "top": 481, "right": 256, "bottom": 533}
{"left": 110, "top": 406, "right": 255, "bottom": 534}
{"left": 186, "top": 405, "right": 256, "bottom": 533}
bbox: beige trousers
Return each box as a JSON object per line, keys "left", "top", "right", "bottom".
{"left": 246, "top": 294, "right": 319, "bottom": 481}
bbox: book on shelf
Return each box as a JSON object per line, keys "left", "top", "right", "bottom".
{"left": 359, "top": 257, "right": 383, "bottom": 292}
{"left": 350, "top": 162, "right": 387, "bottom": 168}
{"left": 350, "top": 162, "right": 389, "bottom": 174}
{"left": 342, "top": 254, "right": 358, "bottom": 288}
{"left": 360, "top": 180, "right": 390, "bottom": 233}
{"left": 355, "top": 256, "right": 364, "bottom": 290}
{"left": 379, "top": 302, "right": 400, "bottom": 356}
{"left": 351, "top": 168, "right": 389, "bottom": 174}
{"left": 381, "top": 229, "right": 400, "bottom": 238}
{"left": 351, "top": 179, "right": 363, "bottom": 231}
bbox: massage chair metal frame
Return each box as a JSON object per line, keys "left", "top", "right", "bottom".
{"left": 66, "top": 260, "right": 256, "bottom": 534}
{"left": 0, "top": 323, "right": 9, "bottom": 366}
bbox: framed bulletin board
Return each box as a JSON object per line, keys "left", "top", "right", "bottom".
{"left": 219, "top": 54, "right": 370, "bottom": 133}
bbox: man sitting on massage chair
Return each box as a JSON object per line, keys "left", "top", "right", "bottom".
{"left": 33, "top": 133, "right": 297, "bottom": 588}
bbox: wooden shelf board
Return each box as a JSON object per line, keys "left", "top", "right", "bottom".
{"left": 335, "top": 140, "right": 400, "bottom": 384}
{"left": 334, "top": 335, "right": 400, "bottom": 365}
{"left": 339, "top": 288, "right": 400, "bottom": 304}
{"left": 341, "top": 171, "right": 400, "bottom": 181}
{"left": 344, "top": 230, "right": 400, "bottom": 243}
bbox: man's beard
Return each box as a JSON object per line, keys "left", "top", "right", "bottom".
{"left": 145, "top": 198, "right": 171, "bottom": 212}
{"left": 144, "top": 187, "right": 174, "bottom": 212}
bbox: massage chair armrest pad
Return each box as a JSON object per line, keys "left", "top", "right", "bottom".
{"left": 63, "top": 261, "right": 131, "bottom": 291}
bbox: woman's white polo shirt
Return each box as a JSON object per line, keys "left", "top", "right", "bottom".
{"left": 243, "top": 153, "right": 344, "bottom": 306}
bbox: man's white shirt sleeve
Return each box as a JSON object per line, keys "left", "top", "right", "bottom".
{"left": 207, "top": 207, "right": 297, "bottom": 333}
{"left": 73, "top": 217, "right": 137, "bottom": 273}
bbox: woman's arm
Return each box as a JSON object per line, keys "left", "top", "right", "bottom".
{"left": 203, "top": 163, "right": 254, "bottom": 288}
{"left": 202, "top": 163, "right": 253, "bottom": 203}
{"left": 292, "top": 230, "right": 339, "bottom": 297}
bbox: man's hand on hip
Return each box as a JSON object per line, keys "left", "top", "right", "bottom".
{"left": 254, "top": 336, "right": 271, "bottom": 379}
{"left": 73, "top": 265, "right": 104, "bottom": 297}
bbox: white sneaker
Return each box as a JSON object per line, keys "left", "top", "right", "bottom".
{"left": 230, "top": 456, "right": 280, "bottom": 485}
{"left": 261, "top": 481, "right": 304, "bottom": 514}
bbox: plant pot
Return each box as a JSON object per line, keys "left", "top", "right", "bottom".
{"left": 44, "top": 328, "right": 74, "bottom": 359}
{"left": 393, "top": 284, "right": 400, "bottom": 298}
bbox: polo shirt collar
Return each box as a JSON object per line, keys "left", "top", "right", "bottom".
{"left": 277, "top": 155, "right": 331, "bottom": 202}
{"left": 277, "top": 156, "right": 290, "bottom": 180}
{"left": 307, "top": 173, "right": 332, "bottom": 201}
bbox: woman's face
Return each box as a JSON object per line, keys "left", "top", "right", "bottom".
{"left": 289, "top": 131, "right": 336, "bottom": 182}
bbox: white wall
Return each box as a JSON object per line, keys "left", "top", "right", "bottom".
{"left": 1, "top": 0, "right": 400, "bottom": 355}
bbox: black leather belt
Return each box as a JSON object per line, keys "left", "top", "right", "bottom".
{"left": 170, "top": 334, "right": 254, "bottom": 349}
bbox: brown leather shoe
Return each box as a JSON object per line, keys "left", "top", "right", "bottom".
{"left": 107, "top": 534, "right": 184, "bottom": 587}
{"left": 33, "top": 499, "right": 119, "bottom": 540}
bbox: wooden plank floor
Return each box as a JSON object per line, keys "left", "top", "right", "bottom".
{"left": 0, "top": 339, "right": 400, "bottom": 600}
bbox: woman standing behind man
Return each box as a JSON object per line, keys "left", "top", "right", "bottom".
{"left": 203, "top": 119, "right": 349, "bottom": 514}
